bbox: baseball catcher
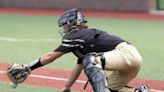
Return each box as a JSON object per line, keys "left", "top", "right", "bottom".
{"left": 7, "top": 8, "right": 150, "bottom": 92}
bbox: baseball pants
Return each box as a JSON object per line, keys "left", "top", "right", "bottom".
{"left": 97, "top": 42, "right": 142, "bottom": 91}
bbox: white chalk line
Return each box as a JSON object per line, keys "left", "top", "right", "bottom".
{"left": 30, "top": 74, "right": 86, "bottom": 83}
{"left": 0, "top": 70, "right": 86, "bottom": 84}
{"left": 0, "top": 37, "right": 56, "bottom": 42}
{"left": 0, "top": 70, "right": 164, "bottom": 92}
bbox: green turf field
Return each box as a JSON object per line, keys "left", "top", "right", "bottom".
{"left": 0, "top": 82, "right": 60, "bottom": 92}
{"left": 0, "top": 13, "right": 164, "bottom": 91}
{"left": 159, "top": 0, "right": 164, "bottom": 9}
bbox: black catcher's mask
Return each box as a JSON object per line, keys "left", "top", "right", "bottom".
{"left": 58, "top": 8, "right": 87, "bottom": 31}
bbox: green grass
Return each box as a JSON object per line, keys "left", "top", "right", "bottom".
{"left": 0, "top": 13, "right": 164, "bottom": 84}
{"left": 0, "top": 82, "right": 79, "bottom": 92}
{"left": 159, "top": 0, "right": 164, "bottom": 9}
{"left": 0, "top": 14, "right": 77, "bottom": 70}
{"left": 0, "top": 82, "right": 59, "bottom": 92}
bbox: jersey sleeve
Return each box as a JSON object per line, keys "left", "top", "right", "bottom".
{"left": 54, "top": 31, "right": 85, "bottom": 53}
{"left": 54, "top": 45, "right": 73, "bottom": 53}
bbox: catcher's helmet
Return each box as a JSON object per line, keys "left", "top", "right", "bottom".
{"left": 58, "top": 8, "right": 87, "bottom": 27}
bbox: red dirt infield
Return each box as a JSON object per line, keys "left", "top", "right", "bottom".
{"left": 0, "top": 63, "right": 164, "bottom": 91}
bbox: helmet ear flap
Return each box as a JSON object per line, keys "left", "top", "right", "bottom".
{"left": 76, "top": 12, "right": 82, "bottom": 24}
{"left": 76, "top": 11, "right": 87, "bottom": 25}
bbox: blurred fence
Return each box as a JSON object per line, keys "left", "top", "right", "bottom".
{"left": 0, "top": 0, "right": 157, "bottom": 12}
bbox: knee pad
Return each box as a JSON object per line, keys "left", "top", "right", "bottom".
{"left": 83, "top": 55, "right": 108, "bottom": 92}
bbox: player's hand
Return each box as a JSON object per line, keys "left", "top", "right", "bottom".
{"left": 62, "top": 86, "right": 71, "bottom": 92}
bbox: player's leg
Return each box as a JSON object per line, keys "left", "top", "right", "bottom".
{"left": 107, "top": 69, "right": 140, "bottom": 92}
{"left": 97, "top": 42, "right": 143, "bottom": 91}
{"left": 104, "top": 42, "right": 142, "bottom": 71}
{"left": 82, "top": 54, "right": 110, "bottom": 92}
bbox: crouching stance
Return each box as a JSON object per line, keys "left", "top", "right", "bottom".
{"left": 6, "top": 8, "right": 150, "bottom": 92}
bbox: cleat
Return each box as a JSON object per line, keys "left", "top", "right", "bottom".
{"left": 138, "top": 84, "right": 150, "bottom": 92}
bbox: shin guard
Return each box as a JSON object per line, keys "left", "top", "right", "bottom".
{"left": 83, "top": 55, "right": 109, "bottom": 92}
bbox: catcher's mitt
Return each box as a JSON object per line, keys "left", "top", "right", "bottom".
{"left": 7, "top": 63, "right": 31, "bottom": 84}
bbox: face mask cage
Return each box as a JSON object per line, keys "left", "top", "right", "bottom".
{"left": 58, "top": 28, "right": 65, "bottom": 37}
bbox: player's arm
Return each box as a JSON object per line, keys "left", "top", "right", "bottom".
{"left": 7, "top": 51, "right": 65, "bottom": 87}
{"left": 30, "top": 51, "right": 65, "bottom": 70}
{"left": 62, "top": 64, "right": 83, "bottom": 92}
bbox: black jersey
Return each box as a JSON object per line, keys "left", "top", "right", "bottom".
{"left": 55, "top": 28, "right": 127, "bottom": 63}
